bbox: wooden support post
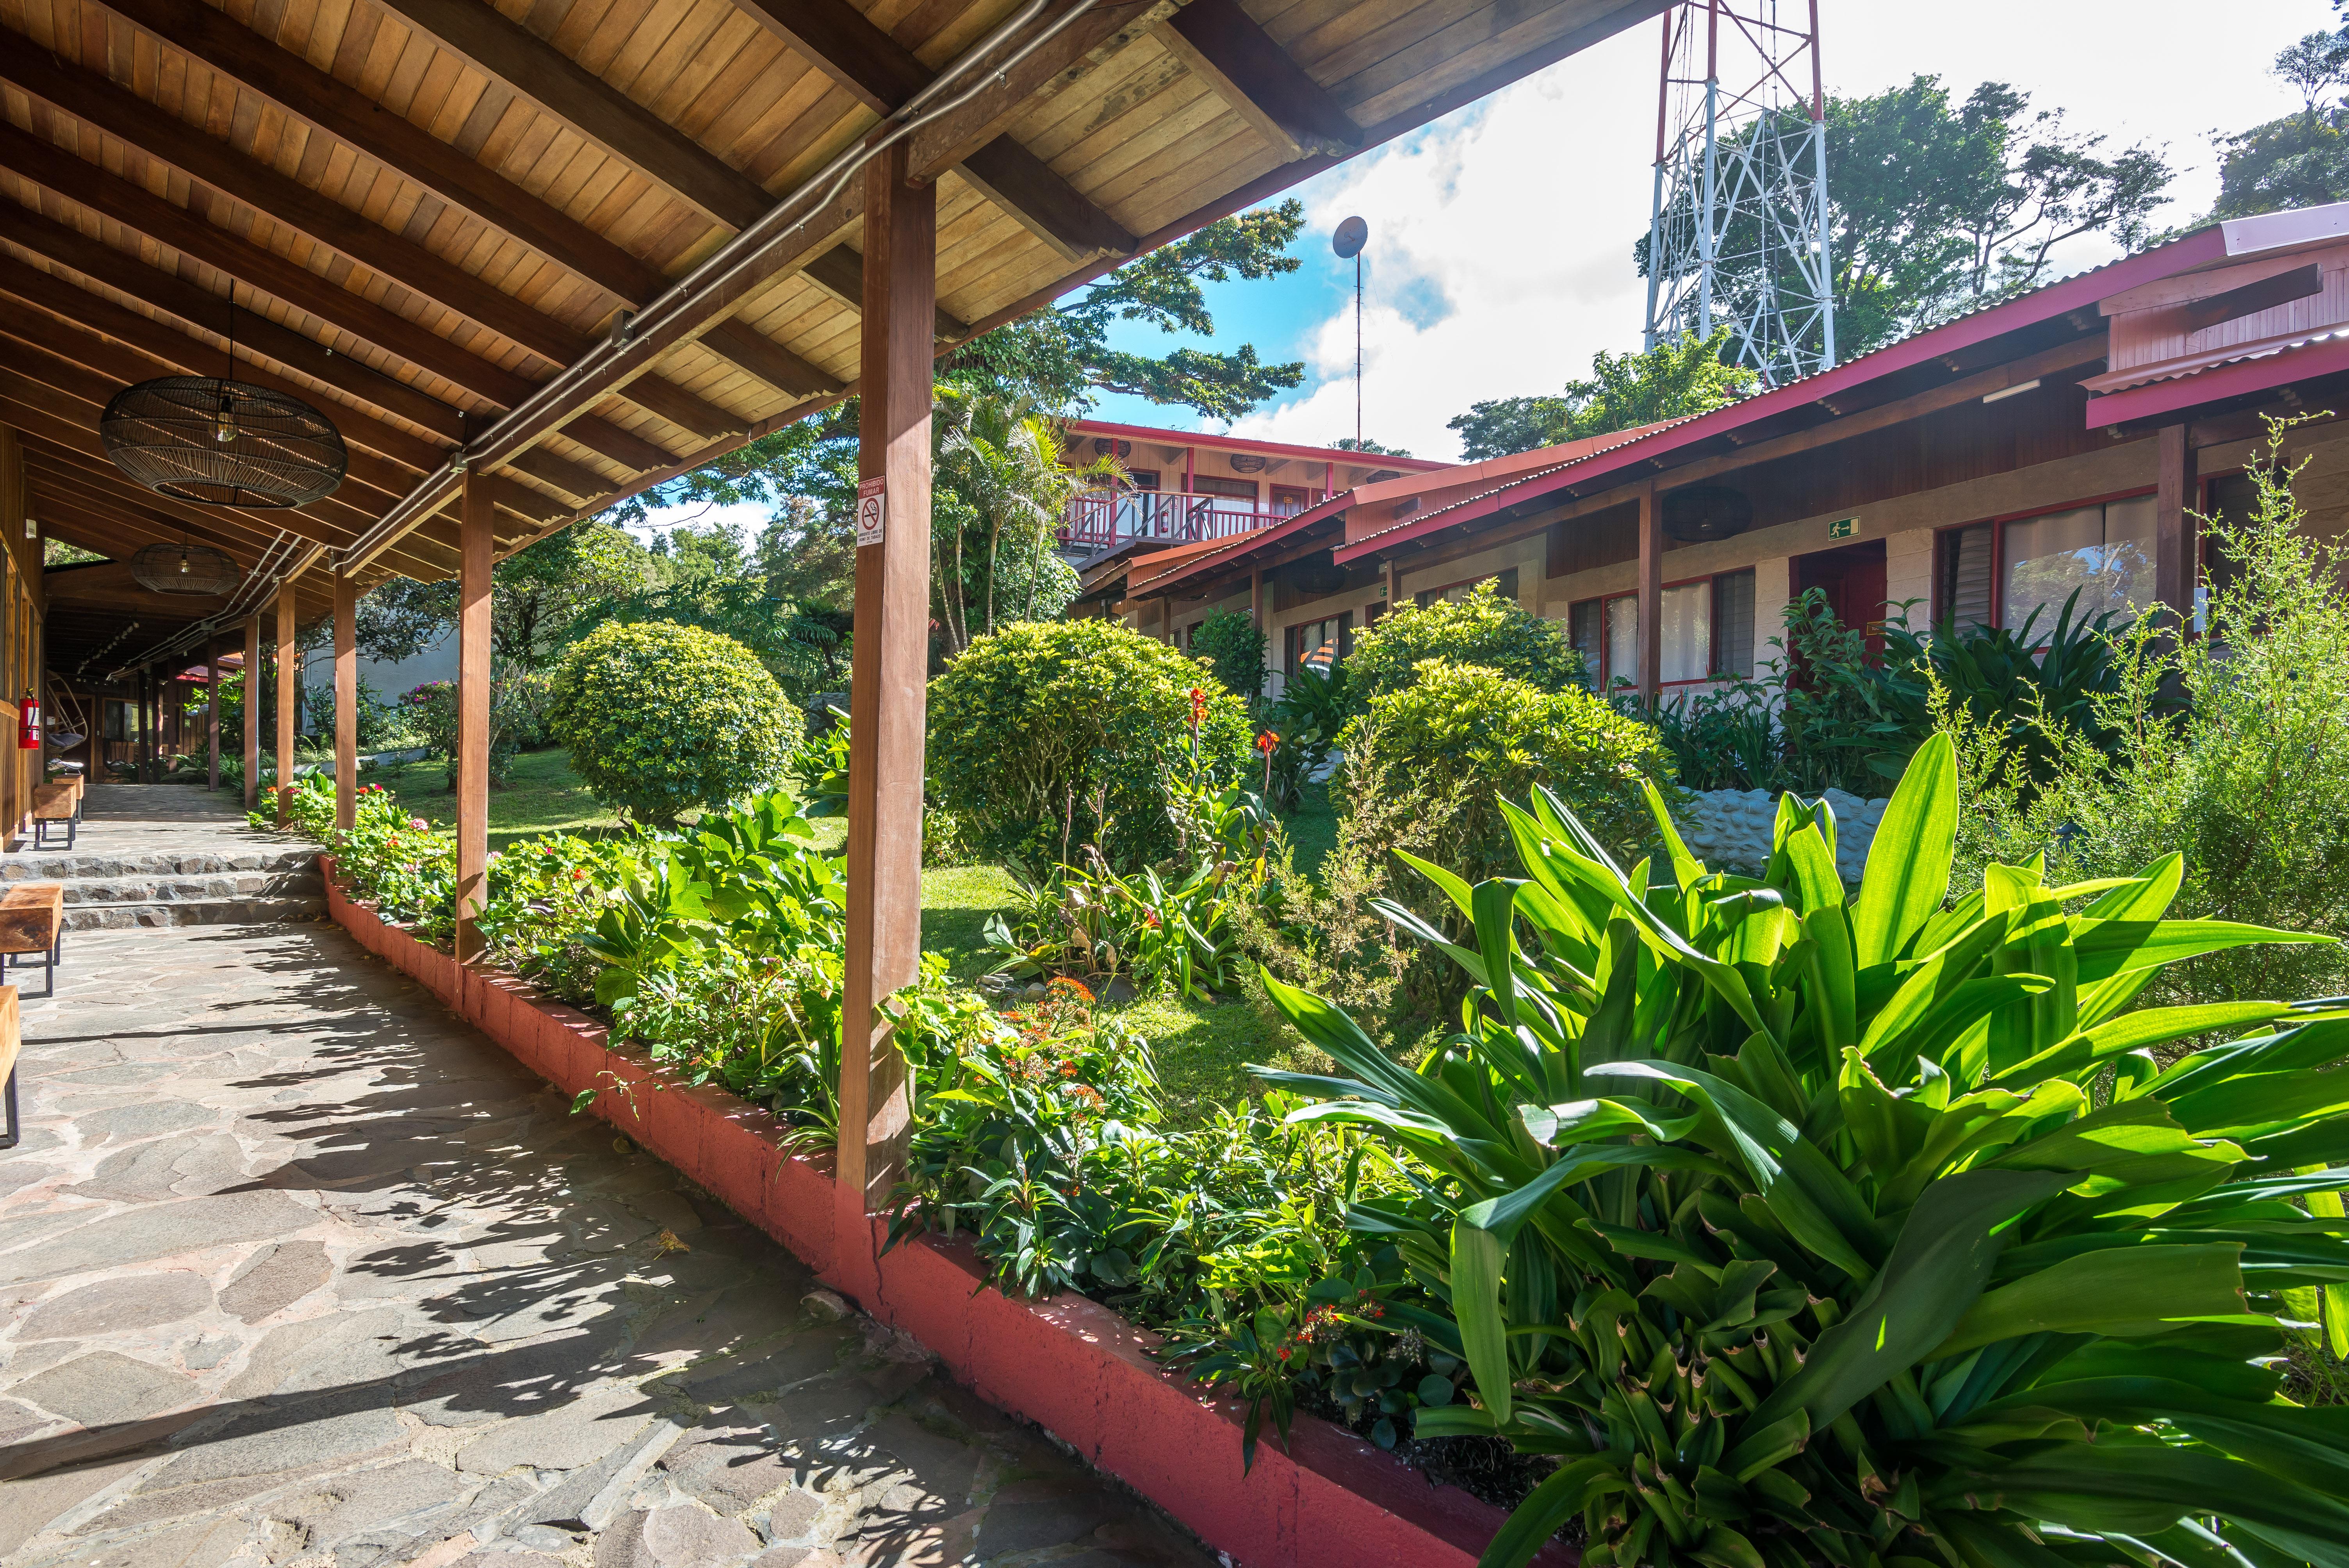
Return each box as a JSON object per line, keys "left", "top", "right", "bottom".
{"left": 242, "top": 613, "right": 261, "bottom": 811}
{"left": 454, "top": 470, "right": 494, "bottom": 963}
{"left": 2156, "top": 421, "right": 2196, "bottom": 630}
{"left": 206, "top": 635, "right": 221, "bottom": 792}
{"left": 135, "top": 665, "right": 151, "bottom": 784}
{"left": 1637, "top": 479, "right": 1662, "bottom": 703}
{"left": 275, "top": 581, "right": 298, "bottom": 822}
{"left": 838, "top": 141, "right": 934, "bottom": 1231}
{"left": 333, "top": 562, "right": 358, "bottom": 832}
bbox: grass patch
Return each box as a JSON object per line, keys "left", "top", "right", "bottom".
{"left": 364, "top": 747, "right": 620, "bottom": 850}
{"left": 1284, "top": 782, "right": 1339, "bottom": 877}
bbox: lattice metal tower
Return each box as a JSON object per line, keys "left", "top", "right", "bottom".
{"left": 1642, "top": 1, "right": 1835, "bottom": 389}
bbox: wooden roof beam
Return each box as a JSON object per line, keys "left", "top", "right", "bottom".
{"left": 10, "top": 412, "right": 465, "bottom": 581}
{"left": 87, "top": 0, "right": 666, "bottom": 307}
{"left": 800, "top": 246, "right": 971, "bottom": 341}
{"left": 369, "top": 0, "right": 773, "bottom": 232}
{"left": 1159, "top": 0, "right": 1362, "bottom": 161}
{"left": 700, "top": 321, "right": 842, "bottom": 399}
{"left": 0, "top": 262, "right": 442, "bottom": 475}
{"left": 0, "top": 125, "right": 686, "bottom": 474}
{"left": 1, "top": 203, "right": 464, "bottom": 442}
{"left": 2, "top": 51, "right": 748, "bottom": 444}
{"left": 733, "top": 0, "right": 1134, "bottom": 262}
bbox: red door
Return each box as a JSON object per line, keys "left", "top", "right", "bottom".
{"left": 1795, "top": 540, "right": 1889, "bottom": 660}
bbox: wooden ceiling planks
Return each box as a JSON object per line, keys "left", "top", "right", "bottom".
{"left": 0, "top": 0, "right": 1659, "bottom": 598}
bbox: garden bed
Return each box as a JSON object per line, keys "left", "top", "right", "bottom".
{"left": 319, "top": 855, "right": 1568, "bottom": 1568}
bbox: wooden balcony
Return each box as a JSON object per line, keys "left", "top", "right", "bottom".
{"left": 1061, "top": 492, "right": 1305, "bottom": 554}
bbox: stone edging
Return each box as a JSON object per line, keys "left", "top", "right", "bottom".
{"left": 317, "top": 856, "right": 1569, "bottom": 1568}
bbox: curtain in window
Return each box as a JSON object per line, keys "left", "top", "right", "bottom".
{"left": 1569, "top": 599, "right": 1603, "bottom": 676}
{"left": 1605, "top": 596, "right": 1640, "bottom": 690}
{"left": 1941, "top": 523, "right": 1993, "bottom": 632}
{"left": 1659, "top": 581, "right": 1712, "bottom": 684}
{"left": 1713, "top": 569, "right": 1756, "bottom": 679}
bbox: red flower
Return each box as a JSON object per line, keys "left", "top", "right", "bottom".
{"left": 1255, "top": 731, "right": 1277, "bottom": 755}
{"left": 1187, "top": 687, "right": 1206, "bottom": 728}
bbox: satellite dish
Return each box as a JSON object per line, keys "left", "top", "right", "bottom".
{"left": 1332, "top": 216, "right": 1368, "bottom": 259}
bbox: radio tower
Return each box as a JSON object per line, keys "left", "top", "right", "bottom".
{"left": 1642, "top": 1, "right": 1835, "bottom": 389}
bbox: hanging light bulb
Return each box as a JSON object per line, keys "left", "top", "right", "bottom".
{"left": 212, "top": 398, "right": 238, "bottom": 444}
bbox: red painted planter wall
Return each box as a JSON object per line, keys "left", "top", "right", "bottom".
{"left": 318, "top": 859, "right": 1565, "bottom": 1568}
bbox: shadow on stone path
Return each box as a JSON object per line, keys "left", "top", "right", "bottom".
{"left": 0, "top": 907, "right": 1219, "bottom": 1568}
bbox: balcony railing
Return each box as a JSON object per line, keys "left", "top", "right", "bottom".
{"left": 1060, "top": 492, "right": 1301, "bottom": 553}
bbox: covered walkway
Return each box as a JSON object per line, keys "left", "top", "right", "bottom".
{"left": 0, "top": 795, "right": 1207, "bottom": 1568}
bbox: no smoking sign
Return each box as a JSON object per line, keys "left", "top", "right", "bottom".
{"left": 856, "top": 476, "right": 886, "bottom": 547}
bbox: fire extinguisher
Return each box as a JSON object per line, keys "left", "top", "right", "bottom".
{"left": 18, "top": 691, "right": 39, "bottom": 750}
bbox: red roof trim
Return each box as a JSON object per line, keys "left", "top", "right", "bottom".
{"left": 1065, "top": 419, "right": 1451, "bottom": 471}
{"left": 2082, "top": 333, "right": 2349, "bottom": 427}
{"left": 1328, "top": 226, "right": 2239, "bottom": 564}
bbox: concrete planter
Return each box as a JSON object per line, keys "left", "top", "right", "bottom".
{"left": 318, "top": 856, "right": 1568, "bottom": 1568}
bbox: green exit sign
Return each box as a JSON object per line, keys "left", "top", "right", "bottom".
{"left": 1828, "top": 517, "right": 1857, "bottom": 540}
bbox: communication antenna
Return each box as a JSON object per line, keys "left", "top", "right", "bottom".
{"left": 1333, "top": 216, "right": 1368, "bottom": 450}
{"left": 1642, "top": 1, "right": 1835, "bottom": 389}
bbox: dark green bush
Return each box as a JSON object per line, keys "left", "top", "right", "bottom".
{"left": 1345, "top": 579, "right": 1585, "bottom": 705}
{"left": 547, "top": 619, "right": 797, "bottom": 827}
{"left": 1188, "top": 607, "right": 1267, "bottom": 704}
{"left": 1344, "top": 658, "right": 1671, "bottom": 882}
{"left": 927, "top": 619, "right": 1250, "bottom": 868}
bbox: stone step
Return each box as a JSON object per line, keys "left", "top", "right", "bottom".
{"left": 0, "top": 847, "right": 318, "bottom": 881}
{"left": 64, "top": 896, "right": 327, "bottom": 931}
{"left": 57, "top": 871, "right": 324, "bottom": 907}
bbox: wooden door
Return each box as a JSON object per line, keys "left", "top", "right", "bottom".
{"left": 1795, "top": 541, "right": 1889, "bottom": 660}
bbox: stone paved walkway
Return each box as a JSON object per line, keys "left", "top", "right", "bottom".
{"left": 0, "top": 891, "right": 1216, "bottom": 1567}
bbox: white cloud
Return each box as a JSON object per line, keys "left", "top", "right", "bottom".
{"left": 1233, "top": 0, "right": 2323, "bottom": 462}
{"left": 624, "top": 499, "right": 774, "bottom": 547}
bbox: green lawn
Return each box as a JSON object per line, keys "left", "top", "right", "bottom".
{"left": 360, "top": 743, "right": 1305, "bottom": 1123}
{"left": 365, "top": 747, "right": 624, "bottom": 849}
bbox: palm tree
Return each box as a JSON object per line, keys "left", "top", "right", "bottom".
{"left": 932, "top": 388, "right": 1123, "bottom": 654}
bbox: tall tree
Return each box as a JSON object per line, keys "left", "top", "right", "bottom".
{"left": 954, "top": 201, "right": 1308, "bottom": 419}
{"left": 2212, "top": 27, "right": 2349, "bottom": 219}
{"left": 1447, "top": 329, "right": 1757, "bottom": 462}
{"left": 354, "top": 520, "right": 655, "bottom": 673}
{"left": 1641, "top": 77, "right": 2174, "bottom": 365}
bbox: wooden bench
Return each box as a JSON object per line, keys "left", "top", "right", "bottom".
{"left": 0, "top": 884, "right": 64, "bottom": 999}
{"left": 0, "top": 986, "right": 19, "bottom": 1150}
{"left": 32, "top": 782, "right": 76, "bottom": 849}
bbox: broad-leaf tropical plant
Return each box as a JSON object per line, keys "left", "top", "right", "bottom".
{"left": 1259, "top": 732, "right": 2349, "bottom": 1568}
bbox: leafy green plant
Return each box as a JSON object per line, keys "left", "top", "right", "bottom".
{"left": 927, "top": 619, "right": 1251, "bottom": 868}
{"left": 1346, "top": 581, "right": 1588, "bottom": 707}
{"left": 548, "top": 619, "right": 798, "bottom": 828}
{"left": 400, "top": 679, "right": 526, "bottom": 788}
{"left": 1262, "top": 734, "right": 2349, "bottom": 1568}
{"left": 1345, "top": 658, "right": 1673, "bottom": 884}
{"left": 1260, "top": 662, "right": 1350, "bottom": 808}
{"left": 1191, "top": 607, "right": 1268, "bottom": 704}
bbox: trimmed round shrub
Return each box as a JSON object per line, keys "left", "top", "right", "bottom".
{"left": 928, "top": 620, "right": 1251, "bottom": 868}
{"left": 547, "top": 620, "right": 797, "bottom": 827}
{"left": 1345, "top": 578, "right": 1586, "bottom": 704}
{"left": 1344, "top": 658, "right": 1672, "bottom": 882}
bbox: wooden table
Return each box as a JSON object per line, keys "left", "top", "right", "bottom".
{"left": 0, "top": 884, "right": 64, "bottom": 998}
{"left": 32, "top": 780, "right": 77, "bottom": 848}
{"left": 0, "top": 985, "right": 19, "bottom": 1149}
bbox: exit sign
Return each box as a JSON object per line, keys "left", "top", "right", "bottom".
{"left": 1828, "top": 517, "right": 1857, "bottom": 540}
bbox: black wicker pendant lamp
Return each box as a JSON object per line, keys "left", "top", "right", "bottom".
{"left": 100, "top": 286, "right": 347, "bottom": 512}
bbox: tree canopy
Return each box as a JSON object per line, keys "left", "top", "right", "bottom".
{"left": 2212, "top": 26, "right": 2349, "bottom": 219}
{"left": 1446, "top": 329, "right": 1757, "bottom": 461}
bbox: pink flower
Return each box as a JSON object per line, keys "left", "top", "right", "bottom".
{"left": 408, "top": 818, "right": 429, "bottom": 830}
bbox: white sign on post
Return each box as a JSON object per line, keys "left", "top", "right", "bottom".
{"left": 856, "top": 476, "right": 887, "bottom": 547}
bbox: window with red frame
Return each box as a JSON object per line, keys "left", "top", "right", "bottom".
{"left": 1567, "top": 569, "right": 1755, "bottom": 690}
{"left": 1934, "top": 490, "right": 2158, "bottom": 633}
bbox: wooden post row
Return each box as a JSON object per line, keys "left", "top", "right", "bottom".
{"left": 333, "top": 564, "right": 357, "bottom": 832}
{"left": 275, "top": 581, "right": 297, "bottom": 821}
{"left": 2155, "top": 421, "right": 2197, "bottom": 631}
{"left": 243, "top": 613, "right": 262, "bottom": 811}
{"left": 837, "top": 143, "right": 934, "bottom": 1242}
{"left": 207, "top": 635, "right": 222, "bottom": 792}
{"left": 1637, "top": 479, "right": 1663, "bottom": 704}
{"left": 453, "top": 472, "right": 494, "bottom": 962}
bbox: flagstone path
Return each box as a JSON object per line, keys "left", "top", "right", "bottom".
{"left": 0, "top": 789, "right": 1214, "bottom": 1568}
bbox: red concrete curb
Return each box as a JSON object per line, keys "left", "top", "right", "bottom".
{"left": 317, "top": 857, "right": 1565, "bottom": 1568}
